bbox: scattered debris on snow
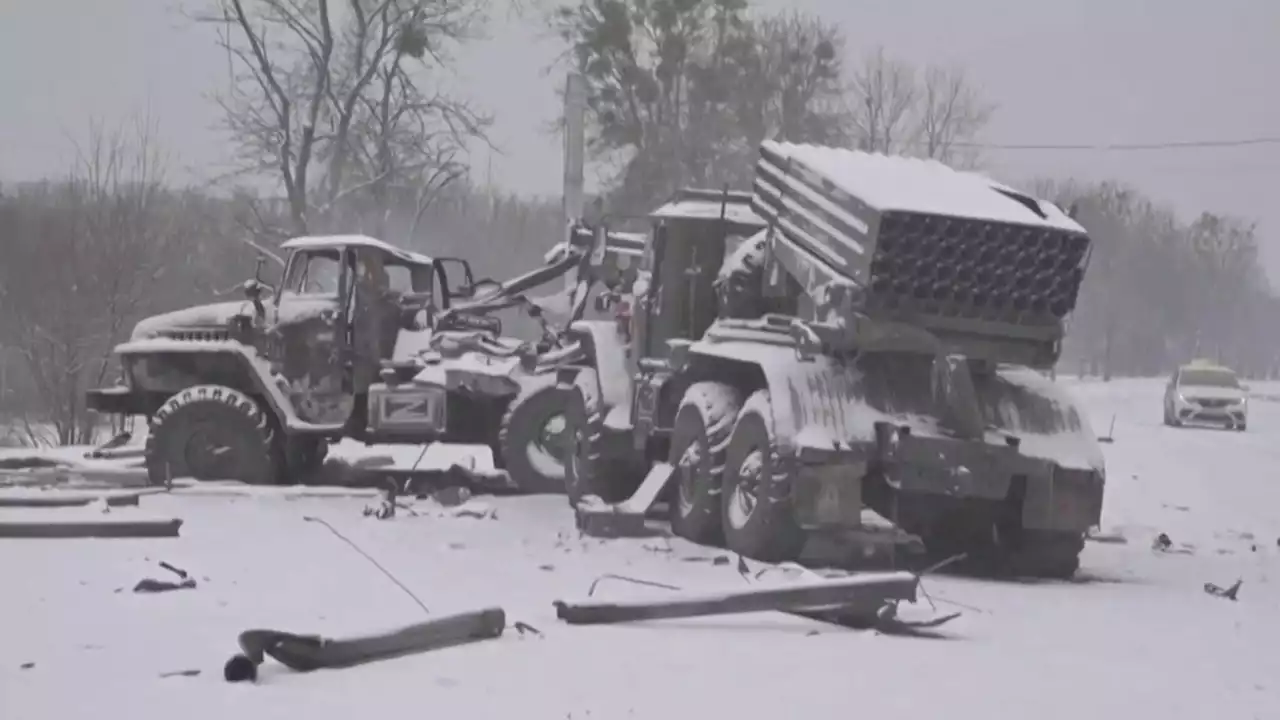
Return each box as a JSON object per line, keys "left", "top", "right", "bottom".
{"left": 129, "top": 561, "right": 199, "bottom": 594}
{"left": 554, "top": 571, "right": 920, "bottom": 626}
{"left": 1204, "top": 579, "right": 1242, "bottom": 601}
{"left": 224, "top": 608, "right": 508, "bottom": 683}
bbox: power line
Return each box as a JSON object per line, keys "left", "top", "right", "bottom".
{"left": 952, "top": 136, "right": 1280, "bottom": 152}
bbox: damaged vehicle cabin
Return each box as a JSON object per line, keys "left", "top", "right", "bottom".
{"left": 85, "top": 234, "right": 478, "bottom": 486}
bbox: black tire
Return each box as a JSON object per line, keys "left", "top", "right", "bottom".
{"left": 145, "top": 385, "right": 281, "bottom": 486}
{"left": 498, "top": 374, "right": 572, "bottom": 494}
{"left": 563, "top": 369, "right": 644, "bottom": 505}
{"left": 719, "top": 390, "right": 806, "bottom": 563}
{"left": 668, "top": 382, "right": 741, "bottom": 546}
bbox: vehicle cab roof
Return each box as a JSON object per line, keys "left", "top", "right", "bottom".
{"left": 280, "top": 234, "right": 434, "bottom": 265}
{"left": 649, "top": 188, "right": 767, "bottom": 230}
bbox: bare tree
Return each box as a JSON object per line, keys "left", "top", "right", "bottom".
{"left": 203, "top": 0, "right": 492, "bottom": 239}
{"left": 0, "top": 120, "right": 174, "bottom": 446}
{"left": 1034, "top": 178, "right": 1273, "bottom": 379}
{"left": 847, "top": 47, "right": 993, "bottom": 164}
{"left": 915, "top": 65, "right": 995, "bottom": 166}
{"left": 847, "top": 48, "right": 917, "bottom": 154}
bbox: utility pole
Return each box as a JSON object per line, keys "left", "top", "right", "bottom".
{"left": 562, "top": 72, "right": 587, "bottom": 294}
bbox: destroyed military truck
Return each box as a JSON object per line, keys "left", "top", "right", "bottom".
{"left": 559, "top": 144, "right": 1106, "bottom": 578}
{"left": 84, "top": 235, "right": 485, "bottom": 485}
{"left": 85, "top": 229, "right": 642, "bottom": 490}
{"left": 363, "top": 223, "right": 644, "bottom": 492}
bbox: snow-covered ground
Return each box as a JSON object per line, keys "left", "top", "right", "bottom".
{"left": 2, "top": 378, "right": 1278, "bottom": 719}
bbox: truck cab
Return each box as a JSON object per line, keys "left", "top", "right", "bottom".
{"left": 85, "top": 234, "right": 476, "bottom": 486}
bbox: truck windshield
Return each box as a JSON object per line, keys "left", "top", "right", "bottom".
{"left": 283, "top": 250, "right": 342, "bottom": 295}
{"left": 1180, "top": 369, "right": 1240, "bottom": 388}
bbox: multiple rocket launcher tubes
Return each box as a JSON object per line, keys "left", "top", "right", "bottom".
{"left": 751, "top": 141, "right": 1090, "bottom": 326}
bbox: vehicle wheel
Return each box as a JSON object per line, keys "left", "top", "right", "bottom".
{"left": 668, "top": 382, "right": 741, "bottom": 546}
{"left": 1236, "top": 422, "right": 1248, "bottom": 432}
{"left": 720, "top": 390, "right": 806, "bottom": 563}
{"left": 1004, "top": 530, "right": 1084, "bottom": 580}
{"left": 499, "top": 374, "right": 574, "bottom": 494}
{"left": 563, "top": 369, "right": 645, "bottom": 505}
{"left": 145, "top": 385, "right": 281, "bottom": 486}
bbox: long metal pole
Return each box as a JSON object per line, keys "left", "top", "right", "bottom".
{"left": 562, "top": 73, "right": 587, "bottom": 294}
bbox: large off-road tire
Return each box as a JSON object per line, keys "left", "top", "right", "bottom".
{"left": 145, "top": 385, "right": 281, "bottom": 486}
{"left": 563, "top": 369, "right": 645, "bottom": 505}
{"left": 498, "top": 375, "right": 573, "bottom": 494}
{"left": 719, "top": 390, "right": 807, "bottom": 563}
{"left": 668, "top": 382, "right": 741, "bottom": 546}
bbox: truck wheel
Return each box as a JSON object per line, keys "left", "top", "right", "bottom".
{"left": 720, "top": 390, "right": 806, "bottom": 563}
{"left": 499, "top": 375, "right": 572, "bottom": 494}
{"left": 145, "top": 385, "right": 281, "bottom": 486}
{"left": 668, "top": 382, "right": 741, "bottom": 546}
{"left": 563, "top": 369, "right": 644, "bottom": 504}
{"left": 1005, "top": 530, "right": 1084, "bottom": 579}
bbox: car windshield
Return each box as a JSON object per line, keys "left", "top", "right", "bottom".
{"left": 1180, "top": 369, "right": 1240, "bottom": 389}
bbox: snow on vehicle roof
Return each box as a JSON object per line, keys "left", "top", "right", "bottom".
{"left": 650, "top": 194, "right": 767, "bottom": 228}
{"left": 280, "top": 234, "right": 434, "bottom": 265}
{"left": 760, "top": 141, "right": 1084, "bottom": 233}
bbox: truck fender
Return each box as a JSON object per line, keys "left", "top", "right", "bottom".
{"left": 568, "top": 320, "right": 630, "bottom": 411}
{"left": 686, "top": 338, "right": 888, "bottom": 458}
{"left": 114, "top": 339, "right": 307, "bottom": 431}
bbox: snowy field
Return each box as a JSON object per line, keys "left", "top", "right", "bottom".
{"left": 2, "top": 377, "right": 1278, "bottom": 719}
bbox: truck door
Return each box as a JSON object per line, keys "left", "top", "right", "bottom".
{"left": 274, "top": 247, "right": 353, "bottom": 425}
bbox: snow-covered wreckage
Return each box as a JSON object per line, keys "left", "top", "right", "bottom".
{"left": 560, "top": 143, "right": 1105, "bottom": 578}
{"left": 86, "top": 226, "right": 645, "bottom": 492}
{"left": 83, "top": 234, "right": 521, "bottom": 487}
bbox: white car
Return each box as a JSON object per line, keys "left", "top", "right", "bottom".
{"left": 1163, "top": 362, "right": 1248, "bottom": 431}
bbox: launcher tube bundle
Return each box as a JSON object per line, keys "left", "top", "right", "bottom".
{"left": 750, "top": 141, "right": 1092, "bottom": 367}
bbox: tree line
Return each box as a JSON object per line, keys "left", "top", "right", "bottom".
{"left": 0, "top": 0, "right": 1272, "bottom": 445}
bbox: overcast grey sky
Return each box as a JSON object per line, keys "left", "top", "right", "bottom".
{"left": 3, "top": 0, "right": 1277, "bottom": 271}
